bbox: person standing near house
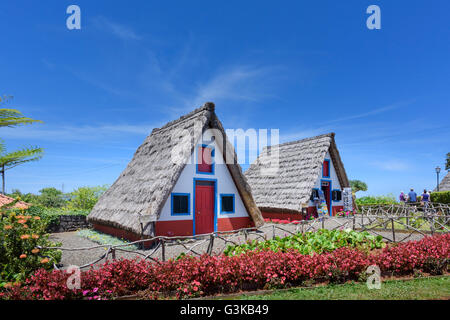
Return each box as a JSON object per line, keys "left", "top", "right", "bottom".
{"left": 421, "top": 189, "right": 430, "bottom": 208}
{"left": 399, "top": 191, "right": 406, "bottom": 203}
{"left": 408, "top": 188, "right": 417, "bottom": 204}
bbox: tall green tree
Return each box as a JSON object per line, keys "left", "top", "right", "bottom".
{"left": 0, "top": 95, "right": 44, "bottom": 194}
{"left": 38, "top": 187, "right": 66, "bottom": 208}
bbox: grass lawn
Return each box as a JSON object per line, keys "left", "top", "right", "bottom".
{"left": 231, "top": 276, "right": 450, "bottom": 300}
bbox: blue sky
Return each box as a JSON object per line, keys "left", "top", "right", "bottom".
{"left": 0, "top": 0, "right": 449, "bottom": 197}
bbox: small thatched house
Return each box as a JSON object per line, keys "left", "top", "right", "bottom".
{"left": 435, "top": 171, "right": 450, "bottom": 192}
{"left": 244, "top": 133, "right": 350, "bottom": 221}
{"left": 88, "top": 102, "right": 263, "bottom": 242}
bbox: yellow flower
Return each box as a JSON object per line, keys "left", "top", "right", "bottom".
{"left": 32, "top": 234, "right": 39, "bottom": 239}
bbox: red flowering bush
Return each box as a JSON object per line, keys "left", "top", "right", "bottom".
{"left": 1, "top": 234, "right": 448, "bottom": 300}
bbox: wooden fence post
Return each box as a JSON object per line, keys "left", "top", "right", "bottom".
{"left": 352, "top": 215, "right": 356, "bottom": 230}
{"left": 272, "top": 225, "right": 276, "bottom": 240}
{"left": 161, "top": 239, "right": 166, "bottom": 262}
{"left": 391, "top": 218, "right": 396, "bottom": 242}
{"left": 207, "top": 233, "right": 215, "bottom": 255}
{"left": 111, "top": 248, "right": 116, "bottom": 261}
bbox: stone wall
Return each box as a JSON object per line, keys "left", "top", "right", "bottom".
{"left": 47, "top": 215, "right": 91, "bottom": 233}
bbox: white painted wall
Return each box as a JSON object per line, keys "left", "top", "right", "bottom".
{"left": 158, "top": 131, "right": 250, "bottom": 222}
{"left": 308, "top": 150, "right": 344, "bottom": 208}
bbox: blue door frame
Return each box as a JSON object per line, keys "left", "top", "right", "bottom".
{"left": 320, "top": 179, "right": 332, "bottom": 216}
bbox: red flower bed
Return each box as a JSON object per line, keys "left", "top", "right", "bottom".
{"left": 1, "top": 234, "right": 449, "bottom": 300}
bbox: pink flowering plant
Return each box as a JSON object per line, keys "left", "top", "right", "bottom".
{"left": 0, "top": 233, "right": 448, "bottom": 300}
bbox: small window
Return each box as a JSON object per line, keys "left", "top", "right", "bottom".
{"left": 310, "top": 189, "right": 319, "bottom": 201}
{"left": 323, "top": 160, "right": 330, "bottom": 178}
{"left": 197, "top": 145, "right": 214, "bottom": 174}
{"left": 171, "top": 193, "right": 190, "bottom": 215}
{"left": 220, "top": 194, "right": 235, "bottom": 214}
{"left": 332, "top": 190, "right": 342, "bottom": 201}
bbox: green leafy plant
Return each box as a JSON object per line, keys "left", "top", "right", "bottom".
{"left": 0, "top": 203, "right": 61, "bottom": 287}
{"left": 356, "top": 194, "right": 397, "bottom": 206}
{"left": 223, "top": 229, "right": 385, "bottom": 256}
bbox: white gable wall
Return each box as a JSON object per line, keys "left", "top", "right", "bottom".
{"left": 308, "top": 150, "right": 344, "bottom": 208}
{"left": 158, "top": 131, "right": 250, "bottom": 222}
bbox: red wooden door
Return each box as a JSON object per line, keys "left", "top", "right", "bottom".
{"left": 195, "top": 183, "right": 215, "bottom": 234}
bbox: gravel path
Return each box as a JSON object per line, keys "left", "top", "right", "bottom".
{"left": 49, "top": 217, "right": 426, "bottom": 270}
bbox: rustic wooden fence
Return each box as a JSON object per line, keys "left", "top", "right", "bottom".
{"left": 41, "top": 202, "right": 450, "bottom": 270}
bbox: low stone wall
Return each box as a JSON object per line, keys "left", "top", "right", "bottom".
{"left": 47, "top": 215, "right": 91, "bottom": 233}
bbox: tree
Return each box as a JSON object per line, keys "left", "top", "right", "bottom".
{"left": 38, "top": 187, "right": 66, "bottom": 208}
{"left": 349, "top": 180, "right": 368, "bottom": 194}
{"left": 68, "top": 185, "right": 109, "bottom": 210}
{"left": 0, "top": 146, "right": 43, "bottom": 194}
{"left": 0, "top": 95, "right": 44, "bottom": 194}
{"left": 446, "top": 152, "right": 450, "bottom": 171}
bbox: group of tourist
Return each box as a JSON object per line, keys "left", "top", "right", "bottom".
{"left": 399, "top": 188, "right": 431, "bottom": 206}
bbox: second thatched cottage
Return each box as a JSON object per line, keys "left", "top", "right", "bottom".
{"left": 88, "top": 103, "right": 264, "bottom": 242}
{"left": 244, "top": 133, "right": 350, "bottom": 221}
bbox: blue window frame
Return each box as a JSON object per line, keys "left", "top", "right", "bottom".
{"left": 196, "top": 144, "right": 215, "bottom": 175}
{"left": 322, "top": 159, "right": 330, "bottom": 178}
{"left": 220, "top": 194, "right": 235, "bottom": 214}
{"left": 171, "top": 193, "right": 190, "bottom": 216}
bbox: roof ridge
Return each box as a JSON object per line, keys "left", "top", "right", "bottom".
{"left": 151, "top": 102, "right": 215, "bottom": 134}
{"left": 268, "top": 132, "right": 334, "bottom": 149}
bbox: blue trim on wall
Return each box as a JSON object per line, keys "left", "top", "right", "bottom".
{"left": 219, "top": 194, "right": 235, "bottom": 214}
{"left": 196, "top": 144, "right": 215, "bottom": 175}
{"left": 170, "top": 193, "right": 191, "bottom": 216}
{"left": 193, "top": 178, "right": 218, "bottom": 235}
{"left": 321, "top": 179, "right": 332, "bottom": 216}
{"left": 322, "top": 159, "right": 330, "bottom": 178}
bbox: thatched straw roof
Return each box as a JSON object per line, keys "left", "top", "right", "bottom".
{"left": 244, "top": 133, "right": 349, "bottom": 213}
{"left": 88, "top": 102, "right": 263, "bottom": 236}
{"left": 435, "top": 171, "right": 450, "bottom": 192}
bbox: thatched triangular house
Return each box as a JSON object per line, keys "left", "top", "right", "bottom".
{"left": 88, "top": 102, "right": 264, "bottom": 241}
{"left": 435, "top": 171, "right": 450, "bottom": 192}
{"left": 244, "top": 133, "right": 350, "bottom": 220}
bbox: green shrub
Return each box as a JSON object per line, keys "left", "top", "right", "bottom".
{"left": 25, "top": 206, "right": 89, "bottom": 228}
{"left": 0, "top": 205, "right": 61, "bottom": 287}
{"left": 223, "top": 229, "right": 385, "bottom": 256}
{"left": 356, "top": 194, "right": 397, "bottom": 206}
{"left": 430, "top": 191, "right": 450, "bottom": 204}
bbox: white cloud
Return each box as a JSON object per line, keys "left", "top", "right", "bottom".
{"left": 0, "top": 122, "right": 158, "bottom": 142}
{"left": 94, "top": 16, "right": 142, "bottom": 41}
{"left": 187, "top": 65, "right": 282, "bottom": 109}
